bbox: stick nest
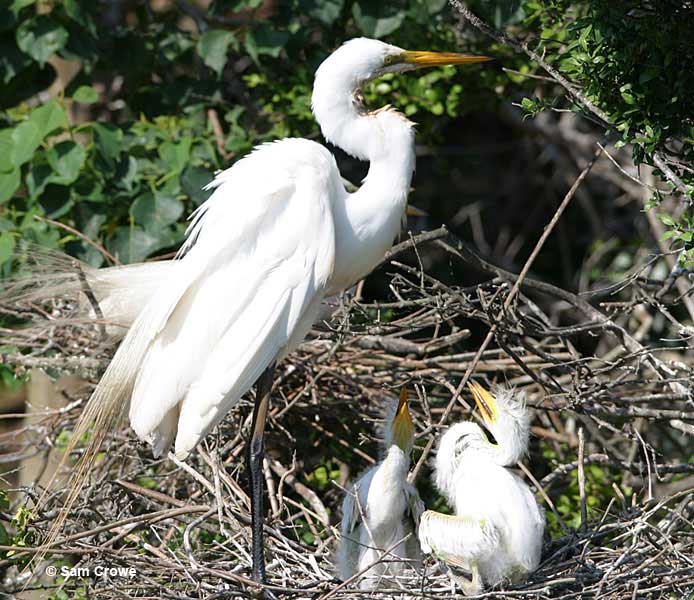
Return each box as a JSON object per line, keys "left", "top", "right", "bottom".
{"left": 1, "top": 230, "right": 693, "bottom": 599}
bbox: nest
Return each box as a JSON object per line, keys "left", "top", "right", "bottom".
{"left": 1, "top": 227, "right": 693, "bottom": 599}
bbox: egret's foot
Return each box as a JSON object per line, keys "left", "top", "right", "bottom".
{"left": 446, "top": 560, "right": 483, "bottom": 596}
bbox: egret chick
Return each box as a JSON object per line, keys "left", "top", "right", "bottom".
{"left": 338, "top": 388, "right": 424, "bottom": 589}
{"left": 418, "top": 382, "right": 544, "bottom": 594}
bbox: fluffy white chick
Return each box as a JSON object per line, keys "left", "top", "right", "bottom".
{"left": 418, "top": 382, "right": 545, "bottom": 594}
{"left": 337, "top": 388, "right": 424, "bottom": 589}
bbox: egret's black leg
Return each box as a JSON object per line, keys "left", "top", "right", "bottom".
{"left": 247, "top": 361, "right": 276, "bottom": 585}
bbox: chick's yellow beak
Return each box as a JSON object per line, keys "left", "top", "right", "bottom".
{"left": 402, "top": 50, "right": 493, "bottom": 68}
{"left": 393, "top": 387, "right": 414, "bottom": 451}
{"left": 468, "top": 381, "right": 498, "bottom": 425}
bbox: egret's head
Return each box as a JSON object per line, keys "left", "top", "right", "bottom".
{"left": 468, "top": 381, "right": 530, "bottom": 465}
{"left": 433, "top": 421, "right": 489, "bottom": 501}
{"left": 317, "top": 38, "right": 491, "bottom": 85}
{"left": 385, "top": 387, "right": 415, "bottom": 454}
{"left": 312, "top": 38, "right": 491, "bottom": 160}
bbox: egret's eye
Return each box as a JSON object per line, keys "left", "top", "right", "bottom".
{"left": 384, "top": 55, "right": 396, "bottom": 65}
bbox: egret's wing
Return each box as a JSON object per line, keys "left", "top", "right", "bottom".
{"left": 403, "top": 483, "right": 425, "bottom": 563}
{"left": 418, "top": 509, "right": 500, "bottom": 562}
{"left": 337, "top": 483, "right": 362, "bottom": 580}
{"left": 88, "top": 260, "right": 177, "bottom": 334}
{"left": 405, "top": 483, "right": 425, "bottom": 527}
{"left": 127, "top": 139, "right": 339, "bottom": 457}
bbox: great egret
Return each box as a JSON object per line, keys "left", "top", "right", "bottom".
{"left": 337, "top": 388, "right": 424, "bottom": 589}
{"left": 418, "top": 382, "right": 545, "bottom": 594}
{"left": 14, "top": 38, "right": 491, "bottom": 584}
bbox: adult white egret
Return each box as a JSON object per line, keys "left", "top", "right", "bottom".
{"left": 17, "top": 38, "right": 491, "bottom": 584}
{"left": 337, "top": 388, "right": 424, "bottom": 589}
{"left": 418, "top": 382, "right": 545, "bottom": 594}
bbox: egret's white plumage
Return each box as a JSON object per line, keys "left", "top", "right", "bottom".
{"left": 418, "top": 383, "right": 545, "bottom": 594}
{"left": 10, "top": 38, "right": 491, "bottom": 578}
{"left": 57, "top": 39, "right": 422, "bottom": 462}
{"left": 338, "top": 389, "right": 424, "bottom": 589}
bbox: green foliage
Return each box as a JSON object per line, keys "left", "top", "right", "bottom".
{"left": 520, "top": 1, "right": 694, "bottom": 167}
{"left": 542, "top": 446, "right": 631, "bottom": 537}
{"left": 0, "top": 0, "right": 499, "bottom": 275}
{"left": 0, "top": 497, "right": 37, "bottom": 569}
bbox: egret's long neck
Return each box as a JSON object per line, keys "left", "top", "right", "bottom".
{"left": 381, "top": 445, "right": 411, "bottom": 479}
{"left": 312, "top": 65, "right": 416, "bottom": 292}
{"left": 488, "top": 420, "right": 529, "bottom": 466}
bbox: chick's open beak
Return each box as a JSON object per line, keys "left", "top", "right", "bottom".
{"left": 402, "top": 50, "right": 492, "bottom": 68}
{"left": 393, "top": 387, "right": 414, "bottom": 451}
{"left": 467, "top": 381, "right": 498, "bottom": 425}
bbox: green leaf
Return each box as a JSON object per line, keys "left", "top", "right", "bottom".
{"left": 0, "top": 168, "right": 20, "bottom": 204}
{"left": 46, "top": 141, "right": 86, "bottom": 185}
{"left": 352, "top": 3, "right": 405, "bottom": 38}
{"left": 29, "top": 99, "right": 67, "bottom": 138}
{"left": 159, "top": 136, "right": 192, "bottom": 173}
{"left": 0, "top": 130, "right": 14, "bottom": 172}
{"left": 26, "top": 162, "right": 52, "bottom": 198}
{"left": 107, "top": 226, "right": 159, "bottom": 263}
{"left": 108, "top": 225, "right": 177, "bottom": 263}
{"left": 16, "top": 16, "right": 69, "bottom": 67}
{"left": 9, "top": 0, "right": 36, "bottom": 16}
{"left": 0, "top": 232, "right": 15, "bottom": 266}
{"left": 197, "top": 30, "right": 235, "bottom": 75}
{"left": 92, "top": 123, "right": 123, "bottom": 167}
{"left": 181, "top": 166, "right": 213, "bottom": 205}
{"left": 10, "top": 121, "right": 41, "bottom": 167}
{"left": 656, "top": 213, "right": 675, "bottom": 227}
{"left": 63, "top": 0, "right": 97, "bottom": 35}
{"left": 73, "top": 85, "right": 99, "bottom": 104}
{"left": 246, "top": 26, "right": 289, "bottom": 59}
{"left": 301, "top": 0, "right": 344, "bottom": 25}
{"left": 130, "top": 191, "right": 184, "bottom": 230}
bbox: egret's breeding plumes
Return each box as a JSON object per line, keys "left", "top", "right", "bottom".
{"left": 337, "top": 388, "right": 424, "bottom": 589}
{"left": 418, "top": 382, "right": 545, "bottom": 594}
{"left": 10, "top": 38, "right": 491, "bottom": 583}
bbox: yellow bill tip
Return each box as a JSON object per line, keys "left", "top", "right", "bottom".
{"left": 397, "top": 386, "right": 409, "bottom": 415}
{"left": 403, "top": 50, "right": 493, "bottom": 68}
{"left": 392, "top": 386, "right": 414, "bottom": 451}
{"left": 467, "top": 381, "right": 497, "bottom": 424}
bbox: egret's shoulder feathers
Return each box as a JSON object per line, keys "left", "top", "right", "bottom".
{"left": 180, "top": 138, "right": 341, "bottom": 257}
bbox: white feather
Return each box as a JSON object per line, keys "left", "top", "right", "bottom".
{"left": 337, "top": 395, "right": 422, "bottom": 589}
{"left": 128, "top": 140, "right": 338, "bottom": 458}
{"left": 421, "top": 387, "right": 545, "bottom": 593}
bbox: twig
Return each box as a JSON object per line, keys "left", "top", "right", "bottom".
{"left": 33, "top": 214, "right": 120, "bottom": 266}
{"left": 578, "top": 427, "right": 587, "bottom": 528}
{"left": 411, "top": 144, "right": 602, "bottom": 481}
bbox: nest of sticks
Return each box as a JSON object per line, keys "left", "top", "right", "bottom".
{"left": 1, "top": 224, "right": 693, "bottom": 600}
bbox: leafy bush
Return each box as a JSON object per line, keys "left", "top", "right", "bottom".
{"left": 0, "top": 0, "right": 502, "bottom": 275}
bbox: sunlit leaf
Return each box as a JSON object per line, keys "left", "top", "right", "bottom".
{"left": 16, "top": 16, "right": 68, "bottom": 67}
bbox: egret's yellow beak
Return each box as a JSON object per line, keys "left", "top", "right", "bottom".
{"left": 392, "top": 387, "right": 414, "bottom": 452}
{"left": 468, "top": 381, "right": 498, "bottom": 425}
{"left": 402, "top": 50, "right": 493, "bottom": 68}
